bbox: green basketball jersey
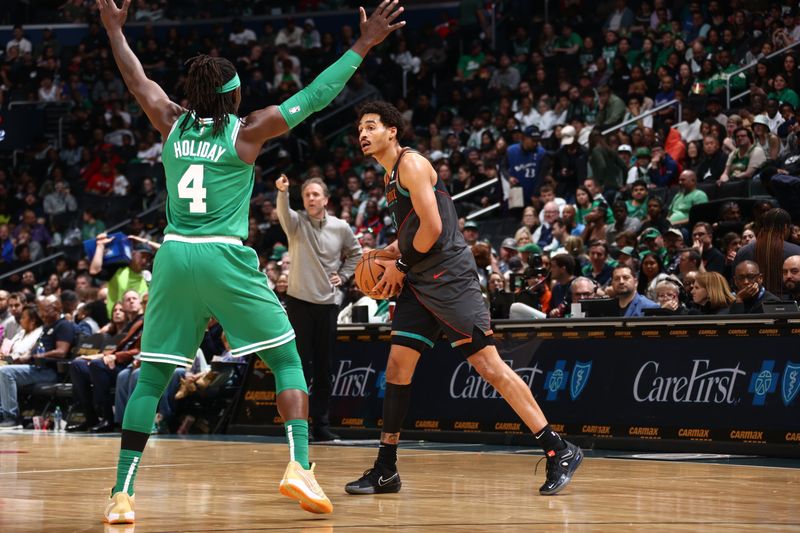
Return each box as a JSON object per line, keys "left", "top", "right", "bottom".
{"left": 161, "top": 113, "right": 253, "bottom": 239}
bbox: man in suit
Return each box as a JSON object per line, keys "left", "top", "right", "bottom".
{"left": 611, "top": 265, "right": 659, "bottom": 317}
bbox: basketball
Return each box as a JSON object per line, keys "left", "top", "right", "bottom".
{"left": 354, "top": 249, "right": 399, "bottom": 299}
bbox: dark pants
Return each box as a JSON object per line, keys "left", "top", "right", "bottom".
{"left": 70, "top": 358, "right": 127, "bottom": 423}
{"left": 286, "top": 295, "right": 338, "bottom": 429}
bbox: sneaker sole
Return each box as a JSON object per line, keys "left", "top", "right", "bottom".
{"left": 103, "top": 512, "right": 135, "bottom": 524}
{"left": 539, "top": 450, "right": 583, "bottom": 496}
{"left": 344, "top": 481, "right": 402, "bottom": 495}
{"left": 279, "top": 482, "right": 333, "bottom": 514}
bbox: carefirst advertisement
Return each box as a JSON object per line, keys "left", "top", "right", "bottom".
{"left": 232, "top": 326, "right": 800, "bottom": 451}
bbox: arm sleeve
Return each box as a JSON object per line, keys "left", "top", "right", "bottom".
{"left": 276, "top": 190, "right": 300, "bottom": 235}
{"left": 278, "top": 50, "right": 363, "bottom": 129}
{"left": 338, "top": 226, "right": 363, "bottom": 282}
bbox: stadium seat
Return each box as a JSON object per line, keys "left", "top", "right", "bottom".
{"left": 697, "top": 181, "right": 718, "bottom": 201}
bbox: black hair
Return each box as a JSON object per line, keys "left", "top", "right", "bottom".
{"left": 551, "top": 253, "right": 576, "bottom": 275}
{"left": 681, "top": 248, "right": 702, "bottom": 267}
{"left": 21, "top": 305, "right": 43, "bottom": 328}
{"left": 180, "top": 55, "right": 238, "bottom": 138}
{"left": 734, "top": 126, "right": 754, "bottom": 143}
{"left": 357, "top": 100, "right": 405, "bottom": 132}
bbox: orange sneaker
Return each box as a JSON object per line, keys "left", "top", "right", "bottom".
{"left": 103, "top": 492, "right": 135, "bottom": 524}
{"left": 279, "top": 461, "right": 333, "bottom": 514}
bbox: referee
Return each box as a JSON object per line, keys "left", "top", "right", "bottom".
{"left": 276, "top": 174, "right": 362, "bottom": 441}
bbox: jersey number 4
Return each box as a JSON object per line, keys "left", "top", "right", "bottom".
{"left": 178, "top": 164, "right": 207, "bottom": 213}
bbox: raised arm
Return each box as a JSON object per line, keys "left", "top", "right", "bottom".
{"left": 275, "top": 174, "right": 300, "bottom": 235}
{"left": 97, "top": 0, "right": 183, "bottom": 138}
{"left": 236, "top": 0, "right": 405, "bottom": 163}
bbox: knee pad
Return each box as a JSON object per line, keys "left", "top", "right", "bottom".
{"left": 257, "top": 339, "right": 308, "bottom": 395}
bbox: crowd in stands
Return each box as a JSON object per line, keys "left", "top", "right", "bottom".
{"left": 4, "top": 1, "right": 800, "bottom": 428}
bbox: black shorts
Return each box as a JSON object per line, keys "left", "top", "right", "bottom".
{"left": 391, "top": 247, "right": 493, "bottom": 358}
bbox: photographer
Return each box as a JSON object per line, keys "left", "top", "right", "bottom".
{"left": 510, "top": 253, "right": 552, "bottom": 317}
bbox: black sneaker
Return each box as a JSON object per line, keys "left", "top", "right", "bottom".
{"left": 345, "top": 464, "right": 402, "bottom": 494}
{"left": 539, "top": 441, "right": 583, "bottom": 495}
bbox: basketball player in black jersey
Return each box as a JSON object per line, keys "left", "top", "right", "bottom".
{"left": 345, "top": 101, "right": 583, "bottom": 496}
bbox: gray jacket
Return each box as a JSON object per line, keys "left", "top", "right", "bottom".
{"left": 277, "top": 190, "right": 362, "bottom": 305}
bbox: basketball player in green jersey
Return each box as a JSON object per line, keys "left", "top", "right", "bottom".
{"left": 96, "top": 0, "right": 405, "bottom": 524}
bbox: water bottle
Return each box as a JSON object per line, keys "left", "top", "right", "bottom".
{"left": 35, "top": 341, "right": 45, "bottom": 356}
{"left": 54, "top": 406, "right": 62, "bottom": 432}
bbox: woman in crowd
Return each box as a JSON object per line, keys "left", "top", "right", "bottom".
{"left": 2, "top": 305, "right": 44, "bottom": 362}
{"left": 574, "top": 186, "right": 593, "bottom": 225}
{"left": 637, "top": 251, "right": 665, "bottom": 300}
{"left": 690, "top": 271, "right": 735, "bottom": 315}
{"left": 654, "top": 279, "right": 687, "bottom": 314}
{"left": 742, "top": 227, "right": 756, "bottom": 246}
{"left": 515, "top": 226, "right": 533, "bottom": 247}
{"left": 752, "top": 115, "right": 781, "bottom": 161}
{"left": 99, "top": 302, "right": 127, "bottom": 335}
{"left": 684, "top": 140, "right": 703, "bottom": 172}
{"left": 520, "top": 206, "right": 539, "bottom": 234}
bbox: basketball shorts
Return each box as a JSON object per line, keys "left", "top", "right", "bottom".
{"left": 391, "top": 247, "right": 493, "bottom": 358}
{"left": 139, "top": 237, "right": 294, "bottom": 367}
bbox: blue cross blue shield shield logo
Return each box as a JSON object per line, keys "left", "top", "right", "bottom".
{"left": 570, "top": 361, "right": 592, "bottom": 400}
{"left": 782, "top": 362, "right": 800, "bottom": 406}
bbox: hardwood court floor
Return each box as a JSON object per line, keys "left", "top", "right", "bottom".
{"left": 0, "top": 432, "right": 798, "bottom": 533}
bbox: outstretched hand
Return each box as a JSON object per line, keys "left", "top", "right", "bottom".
{"left": 358, "top": 0, "right": 406, "bottom": 49}
{"left": 96, "top": 0, "right": 131, "bottom": 32}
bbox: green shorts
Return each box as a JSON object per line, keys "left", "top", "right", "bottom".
{"left": 139, "top": 237, "right": 294, "bottom": 367}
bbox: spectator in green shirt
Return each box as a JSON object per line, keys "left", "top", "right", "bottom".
{"left": 456, "top": 40, "right": 485, "bottom": 81}
{"left": 554, "top": 22, "right": 581, "bottom": 56}
{"left": 704, "top": 50, "right": 746, "bottom": 94}
{"left": 81, "top": 208, "right": 106, "bottom": 241}
{"left": 767, "top": 73, "right": 800, "bottom": 110}
{"left": 668, "top": 170, "right": 708, "bottom": 225}
{"left": 625, "top": 180, "right": 649, "bottom": 220}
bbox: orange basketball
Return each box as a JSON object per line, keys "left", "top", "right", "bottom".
{"left": 354, "top": 249, "right": 399, "bottom": 299}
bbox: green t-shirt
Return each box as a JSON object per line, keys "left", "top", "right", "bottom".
{"left": 655, "top": 46, "right": 674, "bottom": 71}
{"left": 457, "top": 52, "right": 485, "bottom": 78}
{"left": 768, "top": 88, "right": 800, "bottom": 110}
{"left": 625, "top": 199, "right": 647, "bottom": 220}
{"left": 668, "top": 189, "right": 708, "bottom": 224}
{"left": 161, "top": 113, "right": 254, "bottom": 239}
{"left": 81, "top": 220, "right": 106, "bottom": 241}
{"left": 555, "top": 32, "right": 582, "bottom": 52}
{"left": 601, "top": 45, "right": 618, "bottom": 64}
{"left": 623, "top": 50, "right": 640, "bottom": 68}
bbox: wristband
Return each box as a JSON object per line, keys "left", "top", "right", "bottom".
{"left": 395, "top": 258, "right": 411, "bottom": 274}
{"left": 400, "top": 245, "right": 427, "bottom": 268}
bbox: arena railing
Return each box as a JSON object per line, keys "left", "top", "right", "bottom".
{"left": 725, "top": 39, "right": 800, "bottom": 108}
{"left": 452, "top": 178, "right": 501, "bottom": 220}
{"left": 310, "top": 88, "right": 380, "bottom": 140}
{"left": 0, "top": 200, "right": 166, "bottom": 285}
{"left": 601, "top": 98, "right": 682, "bottom": 136}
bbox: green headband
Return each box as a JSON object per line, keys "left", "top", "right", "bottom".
{"left": 216, "top": 73, "right": 240, "bottom": 94}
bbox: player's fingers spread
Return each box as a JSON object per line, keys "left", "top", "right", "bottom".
{"left": 386, "top": 6, "right": 404, "bottom": 22}
{"left": 388, "top": 21, "right": 407, "bottom": 30}
{"left": 122, "top": 0, "right": 132, "bottom": 12}
{"left": 375, "top": 0, "right": 390, "bottom": 16}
